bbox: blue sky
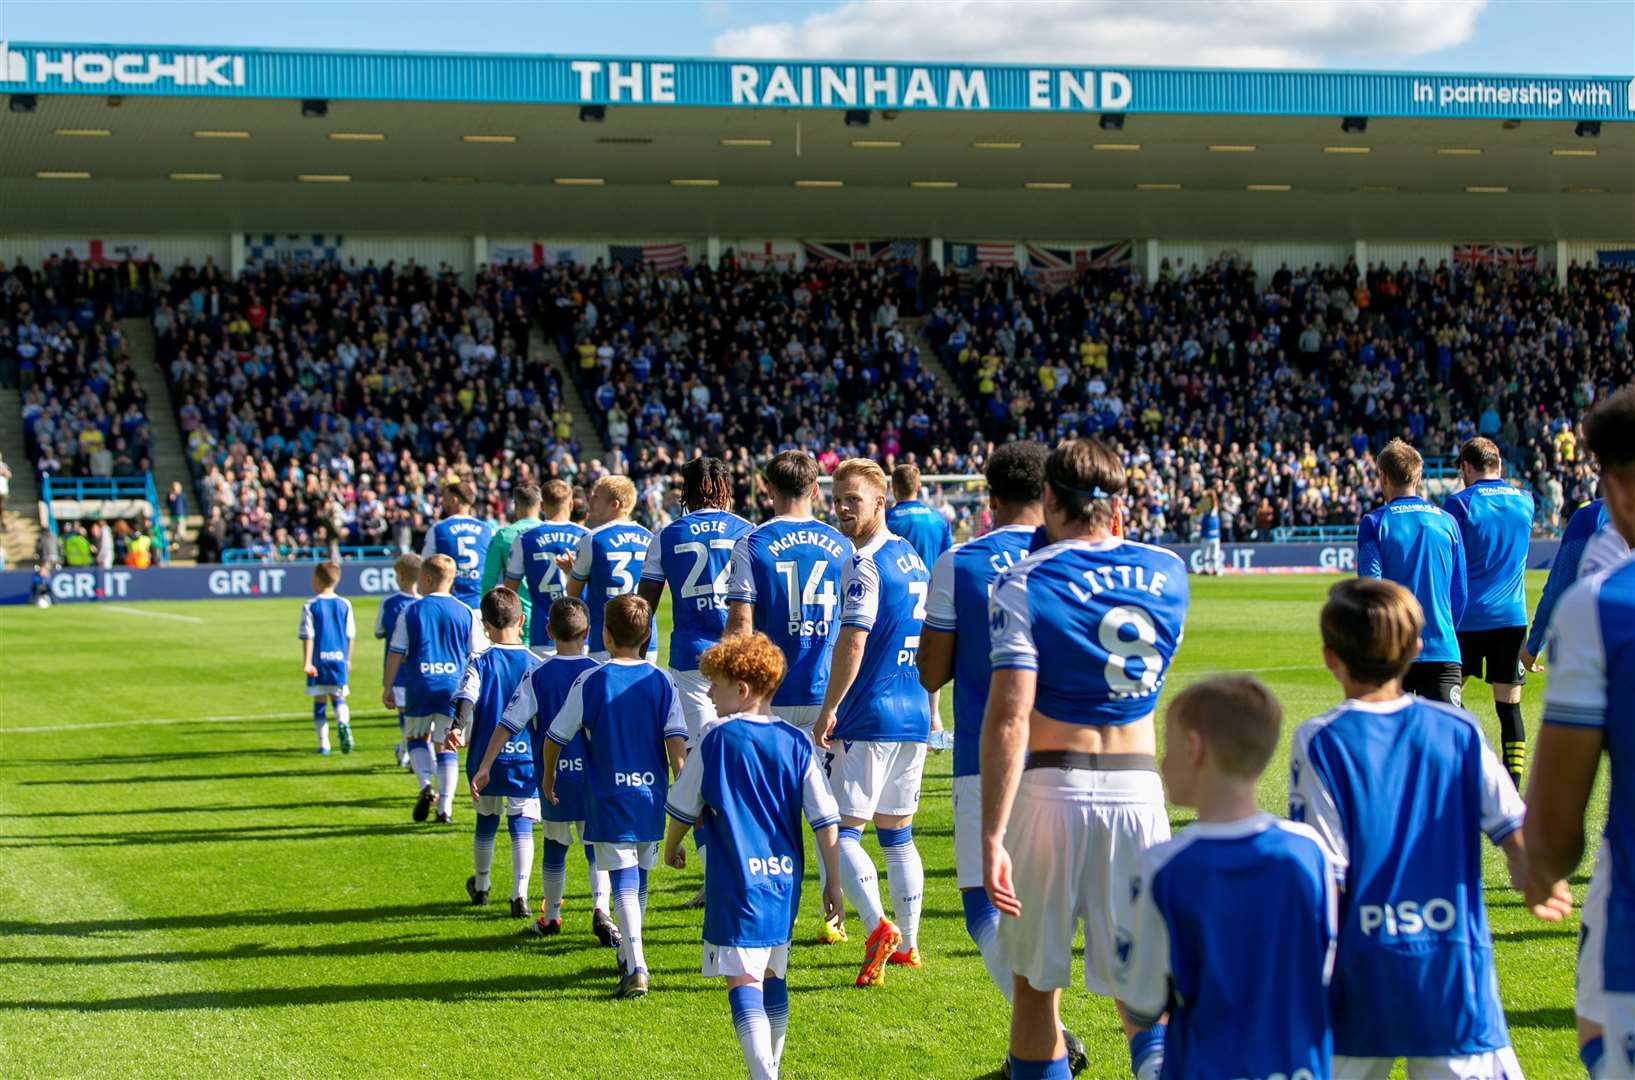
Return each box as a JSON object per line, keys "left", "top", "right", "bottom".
{"left": 1, "top": 1, "right": 1629, "bottom": 74}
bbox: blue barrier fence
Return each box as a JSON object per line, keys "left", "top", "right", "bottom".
{"left": 0, "top": 541, "right": 1564, "bottom": 605}
{"left": 221, "top": 545, "right": 397, "bottom": 564}
{"left": 41, "top": 473, "right": 170, "bottom": 562}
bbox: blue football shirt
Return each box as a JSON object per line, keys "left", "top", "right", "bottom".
{"left": 422, "top": 514, "right": 496, "bottom": 609}
{"left": 570, "top": 520, "right": 656, "bottom": 657}
{"left": 990, "top": 538, "right": 1190, "bottom": 726}
{"left": 1542, "top": 555, "right": 1635, "bottom": 1001}
{"left": 1289, "top": 695, "right": 1524, "bottom": 1057}
{"left": 1115, "top": 814, "right": 1336, "bottom": 1080}
{"left": 505, "top": 520, "right": 589, "bottom": 649}
{"left": 505, "top": 653, "right": 601, "bottom": 823}
{"left": 388, "top": 593, "right": 486, "bottom": 717}
{"left": 924, "top": 524, "right": 1034, "bottom": 777}
{"left": 1441, "top": 479, "right": 1534, "bottom": 631}
{"left": 643, "top": 508, "right": 754, "bottom": 671}
{"left": 299, "top": 595, "right": 356, "bottom": 688}
{"left": 726, "top": 516, "right": 853, "bottom": 708}
{"left": 1356, "top": 496, "right": 1468, "bottom": 663}
{"left": 664, "top": 714, "right": 842, "bottom": 947}
{"left": 455, "top": 643, "right": 539, "bottom": 797}
{"left": 885, "top": 499, "right": 953, "bottom": 574}
{"left": 546, "top": 660, "right": 687, "bottom": 844}
{"left": 374, "top": 590, "right": 418, "bottom": 677}
{"left": 834, "top": 531, "right": 932, "bottom": 743}
{"left": 1527, "top": 499, "right": 1609, "bottom": 657}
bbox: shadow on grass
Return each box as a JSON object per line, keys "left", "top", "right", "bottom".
{"left": 19, "top": 768, "right": 379, "bottom": 786}
{"left": 0, "top": 821, "right": 432, "bottom": 849}
{"left": 0, "top": 902, "right": 478, "bottom": 936}
{"left": 0, "top": 928, "right": 615, "bottom": 967}
{"left": 1505, "top": 1005, "right": 1577, "bottom": 1030}
{"left": 4, "top": 747, "right": 319, "bottom": 768}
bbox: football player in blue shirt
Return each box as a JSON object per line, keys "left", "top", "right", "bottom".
{"left": 638, "top": 456, "right": 754, "bottom": 745}
{"left": 453, "top": 587, "right": 540, "bottom": 917}
{"left": 886, "top": 462, "right": 954, "bottom": 571}
{"left": 382, "top": 555, "right": 487, "bottom": 824}
{"left": 494, "top": 598, "right": 617, "bottom": 947}
{"left": 816, "top": 458, "right": 933, "bottom": 987}
{"left": 375, "top": 553, "right": 421, "bottom": 770}
{"left": 982, "top": 438, "right": 1190, "bottom": 1080}
{"left": 1524, "top": 496, "right": 1629, "bottom": 672}
{"left": 662, "top": 633, "right": 845, "bottom": 1080}
{"left": 564, "top": 475, "right": 656, "bottom": 661}
{"left": 299, "top": 561, "right": 356, "bottom": 755}
{"left": 1290, "top": 577, "right": 1569, "bottom": 1078}
{"left": 725, "top": 450, "right": 852, "bottom": 945}
{"left": 421, "top": 478, "right": 495, "bottom": 611}
{"left": 1116, "top": 676, "right": 1336, "bottom": 1080}
{"left": 1523, "top": 387, "right": 1635, "bottom": 1080}
{"left": 503, "top": 479, "right": 587, "bottom": 656}
{"left": 1357, "top": 439, "right": 1468, "bottom": 705}
{"left": 1442, "top": 437, "right": 1537, "bottom": 788}
{"left": 1194, "top": 487, "right": 1223, "bottom": 575}
{"left": 543, "top": 594, "right": 687, "bottom": 999}
{"left": 918, "top": 440, "right": 1049, "bottom": 1007}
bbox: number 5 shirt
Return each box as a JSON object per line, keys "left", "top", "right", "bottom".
{"left": 423, "top": 514, "right": 496, "bottom": 609}
{"left": 833, "top": 531, "right": 932, "bottom": 744}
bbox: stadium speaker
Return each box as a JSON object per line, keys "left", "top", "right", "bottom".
{"left": 1098, "top": 113, "right": 1125, "bottom": 131}
{"left": 301, "top": 99, "right": 329, "bottom": 118}
{"left": 9, "top": 94, "right": 37, "bottom": 114}
{"left": 580, "top": 105, "right": 606, "bottom": 123}
{"left": 1574, "top": 120, "right": 1601, "bottom": 138}
{"left": 845, "top": 109, "right": 870, "bottom": 127}
{"left": 1340, "top": 116, "right": 1368, "bottom": 134}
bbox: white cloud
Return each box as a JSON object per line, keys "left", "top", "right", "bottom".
{"left": 711, "top": 0, "right": 1487, "bottom": 68}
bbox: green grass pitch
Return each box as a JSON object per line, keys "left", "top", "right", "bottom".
{"left": 0, "top": 573, "right": 1602, "bottom": 1078}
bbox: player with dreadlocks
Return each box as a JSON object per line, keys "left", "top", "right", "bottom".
{"left": 638, "top": 457, "right": 756, "bottom": 905}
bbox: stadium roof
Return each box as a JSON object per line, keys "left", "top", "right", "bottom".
{"left": 2, "top": 42, "right": 1631, "bottom": 240}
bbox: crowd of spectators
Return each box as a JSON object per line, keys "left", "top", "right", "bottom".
{"left": 924, "top": 256, "right": 1629, "bottom": 542}
{"left": 2, "top": 255, "right": 157, "bottom": 481}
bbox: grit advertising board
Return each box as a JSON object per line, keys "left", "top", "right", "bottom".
{"left": 0, "top": 542, "right": 1563, "bottom": 605}
{"left": 1, "top": 42, "right": 1630, "bottom": 122}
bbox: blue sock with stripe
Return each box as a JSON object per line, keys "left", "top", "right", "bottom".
{"left": 608, "top": 865, "right": 645, "bottom": 974}
{"left": 961, "top": 887, "right": 1011, "bottom": 999}
{"left": 1580, "top": 1035, "right": 1604, "bottom": 1076}
{"left": 507, "top": 814, "right": 534, "bottom": 901}
{"left": 541, "top": 839, "right": 569, "bottom": 920}
{"left": 878, "top": 824, "right": 923, "bottom": 953}
{"left": 727, "top": 984, "right": 775, "bottom": 1080}
{"left": 763, "top": 975, "right": 789, "bottom": 1064}
{"left": 1130, "top": 1025, "right": 1165, "bottom": 1080}
{"left": 472, "top": 813, "right": 499, "bottom": 892}
{"left": 1006, "top": 1055, "right": 1069, "bottom": 1079}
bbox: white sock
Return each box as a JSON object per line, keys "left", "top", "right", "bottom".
{"left": 334, "top": 701, "right": 351, "bottom": 727}
{"left": 542, "top": 844, "right": 568, "bottom": 920}
{"left": 436, "top": 751, "right": 458, "bottom": 817}
{"left": 764, "top": 976, "right": 789, "bottom": 1068}
{"left": 408, "top": 742, "right": 434, "bottom": 788}
{"left": 611, "top": 869, "right": 646, "bottom": 973}
{"left": 728, "top": 984, "right": 776, "bottom": 1080}
{"left": 472, "top": 815, "right": 497, "bottom": 892}
{"left": 966, "top": 893, "right": 1013, "bottom": 1000}
{"left": 509, "top": 817, "right": 534, "bottom": 901}
{"left": 586, "top": 845, "right": 609, "bottom": 912}
{"left": 313, "top": 716, "right": 330, "bottom": 751}
{"left": 880, "top": 827, "right": 924, "bottom": 952}
{"left": 837, "top": 828, "right": 886, "bottom": 934}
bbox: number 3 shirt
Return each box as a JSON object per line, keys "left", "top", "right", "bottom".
{"left": 833, "top": 531, "right": 932, "bottom": 744}
{"left": 570, "top": 520, "right": 656, "bottom": 657}
{"left": 989, "top": 537, "right": 1190, "bottom": 726}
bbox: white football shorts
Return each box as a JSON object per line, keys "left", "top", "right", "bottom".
{"left": 828, "top": 739, "right": 926, "bottom": 819}
{"left": 539, "top": 820, "right": 584, "bottom": 846}
{"left": 775, "top": 705, "right": 824, "bottom": 745}
{"left": 1578, "top": 840, "right": 1635, "bottom": 1078}
{"left": 473, "top": 795, "right": 541, "bottom": 821}
{"left": 306, "top": 683, "right": 348, "bottom": 698}
{"left": 703, "top": 941, "right": 790, "bottom": 980}
{"left": 405, "top": 714, "right": 457, "bottom": 742}
{"left": 998, "top": 766, "right": 1170, "bottom": 996}
{"left": 671, "top": 667, "right": 719, "bottom": 747}
{"left": 1330, "top": 1049, "right": 1523, "bottom": 1079}
{"left": 593, "top": 840, "right": 658, "bottom": 872}
{"left": 951, "top": 774, "right": 984, "bottom": 890}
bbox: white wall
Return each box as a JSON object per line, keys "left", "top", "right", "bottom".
{"left": 1153, "top": 240, "right": 1349, "bottom": 280}
{"left": 332, "top": 235, "right": 471, "bottom": 276}
{"left": 1561, "top": 240, "right": 1635, "bottom": 268}
{"left": 0, "top": 233, "right": 230, "bottom": 269}
{"left": 1366, "top": 241, "right": 1451, "bottom": 271}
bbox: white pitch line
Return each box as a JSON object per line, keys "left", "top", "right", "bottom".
{"left": 101, "top": 605, "right": 206, "bottom": 624}
{"left": 4, "top": 711, "right": 312, "bottom": 735}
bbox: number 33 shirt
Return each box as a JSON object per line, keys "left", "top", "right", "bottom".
{"left": 989, "top": 537, "right": 1190, "bottom": 726}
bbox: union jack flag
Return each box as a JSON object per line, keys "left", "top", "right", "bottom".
{"left": 1025, "top": 241, "right": 1134, "bottom": 286}
{"left": 1453, "top": 243, "right": 1538, "bottom": 269}
{"left": 802, "top": 239, "right": 919, "bottom": 264}
{"left": 609, "top": 242, "right": 690, "bottom": 271}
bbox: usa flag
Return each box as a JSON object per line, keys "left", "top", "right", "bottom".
{"left": 609, "top": 242, "right": 690, "bottom": 271}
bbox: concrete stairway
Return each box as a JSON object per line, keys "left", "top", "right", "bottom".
{"left": 530, "top": 327, "right": 607, "bottom": 463}
{"left": 902, "top": 316, "right": 964, "bottom": 398}
{"left": 0, "top": 384, "right": 41, "bottom": 568}
{"left": 121, "top": 318, "right": 200, "bottom": 559}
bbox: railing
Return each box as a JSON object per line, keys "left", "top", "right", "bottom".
{"left": 221, "top": 544, "right": 397, "bottom": 564}
{"left": 40, "top": 473, "right": 169, "bottom": 562}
